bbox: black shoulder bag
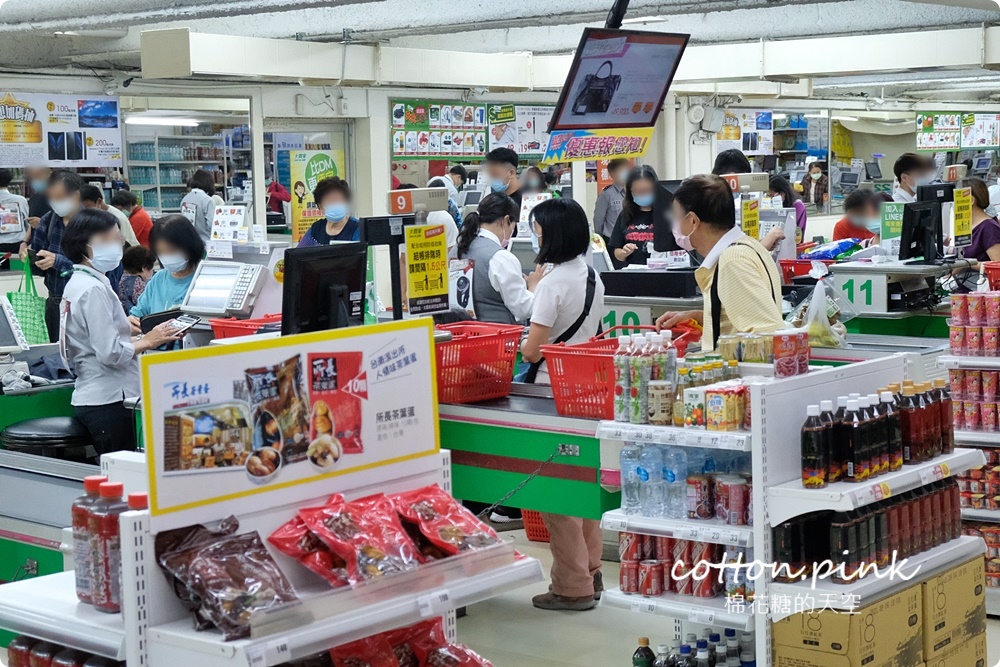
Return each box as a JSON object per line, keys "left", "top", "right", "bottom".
{"left": 524, "top": 267, "right": 598, "bottom": 384}
{"left": 710, "top": 242, "right": 777, "bottom": 350}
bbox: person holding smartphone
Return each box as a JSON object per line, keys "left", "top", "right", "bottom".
{"left": 60, "top": 209, "right": 184, "bottom": 455}
{"left": 128, "top": 215, "right": 205, "bottom": 331}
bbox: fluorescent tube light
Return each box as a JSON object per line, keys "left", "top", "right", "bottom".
{"left": 124, "top": 117, "right": 199, "bottom": 127}
{"left": 832, "top": 115, "right": 859, "bottom": 121}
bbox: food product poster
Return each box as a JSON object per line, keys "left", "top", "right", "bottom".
{"left": 916, "top": 112, "right": 961, "bottom": 152}
{"left": 715, "top": 109, "right": 774, "bottom": 157}
{"left": 405, "top": 223, "right": 449, "bottom": 315}
{"left": 210, "top": 204, "right": 248, "bottom": 243}
{"left": 487, "top": 104, "right": 554, "bottom": 158}
{"left": 141, "top": 318, "right": 441, "bottom": 531}
{"left": 960, "top": 113, "right": 1000, "bottom": 149}
{"left": 391, "top": 99, "right": 486, "bottom": 160}
{"left": 289, "top": 148, "right": 346, "bottom": 242}
{"left": 0, "top": 91, "right": 122, "bottom": 167}
{"left": 543, "top": 126, "right": 654, "bottom": 163}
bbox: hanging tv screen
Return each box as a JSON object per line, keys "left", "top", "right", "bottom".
{"left": 548, "top": 28, "right": 689, "bottom": 132}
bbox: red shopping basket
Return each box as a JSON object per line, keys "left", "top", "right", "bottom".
{"left": 779, "top": 259, "right": 834, "bottom": 285}
{"left": 434, "top": 322, "right": 524, "bottom": 404}
{"left": 209, "top": 313, "right": 282, "bottom": 339}
{"left": 522, "top": 510, "right": 550, "bottom": 543}
{"left": 984, "top": 262, "right": 1000, "bottom": 290}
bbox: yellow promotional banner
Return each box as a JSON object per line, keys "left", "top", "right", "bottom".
{"left": 289, "top": 149, "right": 346, "bottom": 242}
{"left": 542, "top": 127, "right": 654, "bottom": 163}
{"left": 405, "top": 224, "right": 449, "bottom": 315}
{"left": 741, "top": 198, "right": 760, "bottom": 240}
{"left": 954, "top": 186, "right": 973, "bottom": 247}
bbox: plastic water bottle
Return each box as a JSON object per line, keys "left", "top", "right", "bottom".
{"left": 739, "top": 649, "right": 755, "bottom": 667}
{"left": 663, "top": 447, "right": 688, "bottom": 518}
{"left": 638, "top": 444, "right": 664, "bottom": 517}
{"left": 613, "top": 337, "right": 632, "bottom": 423}
{"left": 653, "top": 644, "right": 672, "bottom": 667}
{"left": 620, "top": 442, "right": 642, "bottom": 515}
{"left": 675, "top": 645, "right": 694, "bottom": 667}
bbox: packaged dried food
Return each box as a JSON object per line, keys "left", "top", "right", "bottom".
{"left": 425, "top": 644, "right": 494, "bottom": 667}
{"left": 300, "top": 494, "right": 421, "bottom": 583}
{"left": 268, "top": 515, "right": 349, "bottom": 587}
{"left": 385, "top": 619, "right": 447, "bottom": 667}
{"left": 308, "top": 352, "right": 365, "bottom": 457}
{"left": 329, "top": 635, "right": 398, "bottom": 667}
{"left": 156, "top": 516, "right": 240, "bottom": 622}
{"left": 391, "top": 485, "right": 501, "bottom": 557}
{"left": 186, "top": 532, "right": 298, "bottom": 640}
{"left": 245, "top": 355, "right": 311, "bottom": 463}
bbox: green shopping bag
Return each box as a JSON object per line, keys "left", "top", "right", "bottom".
{"left": 6, "top": 261, "right": 49, "bottom": 344}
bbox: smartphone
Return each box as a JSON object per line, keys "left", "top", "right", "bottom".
{"left": 48, "top": 132, "right": 66, "bottom": 161}
{"left": 27, "top": 249, "right": 39, "bottom": 267}
{"left": 166, "top": 314, "right": 201, "bottom": 336}
{"left": 67, "top": 132, "right": 84, "bottom": 161}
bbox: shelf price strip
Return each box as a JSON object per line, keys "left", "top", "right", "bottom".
{"left": 597, "top": 423, "right": 749, "bottom": 450}
{"left": 418, "top": 589, "right": 452, "bottom": 618}
{"left": 602, "top": 514, "right": 748, "bottom": 546}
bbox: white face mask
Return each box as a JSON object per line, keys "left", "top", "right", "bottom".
{"left": 50, "top": 198, "right": 75, "bottom": 218}
{"left": 88, "top": 242, "right": 123, "bottom": 273}
{"left": 159, "top": 253, "right": 189, "bottom": 274}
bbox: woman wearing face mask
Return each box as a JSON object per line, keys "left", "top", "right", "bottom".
{"left": 832, "top": 188, "right": 882, "bottom": 244}
{"left": 60, "top": 209, "right": 185, "bottom": 455}
{"left": 960, "top": 177, "right": 1000, "bottom": 262}
{"left": 522, "top": 166, "right": 547, "bottom": 195}
{"left": 454, "top": 193, "right": 540, "bottom": 324}
{"left": 768, "top": 175, "right": 808, "bottom": 242}
{"left": 799, "top": 163, "right": 829, "bottom": 208}
{"left": 655, "top": 174, "right": 784, "bottom": 349}
{"left": 127, "top": 215, "right": 205, "bottom": 331}
{"left": 298, "top": 177, "right": 360, "bottom": 246}
{"left": 608, "top": 165, "right": 660, "bottom": 267}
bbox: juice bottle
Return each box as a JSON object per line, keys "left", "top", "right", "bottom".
{"left": 899, "top": 387, "right": 923, "bottom": 465}
{"left": 843, "top": 399, "right": 867, "bottom": 482}
{"left": 648, "top": 334, "right": 669, "bottom": 382}
{"left": 72, "top": 474, "right": 108, "bottom": 604}
{"left": 801, "top": 405, "right": 828, "bottom": 488}
{"left": 868, "top": 393, "right": 889, "bottom": 476}
{"left": 920, "top": 382, "right": 942, "bottom": 459}
{"left": 89, "top": 481, "right": 129, "bottom": 613}
{"left": 880, "top": 392, "right": 904, "bottom": 471}
{"left": 673, "top": 369, "right": 690, "bottom": 428}
{"left": 629, "top": 334, "right": 652, "bottom": 425}
{"left": 933, "top": 378, "right": 954, "bottom": 454}
{"left": 634, "top": 637, "right": 656, "bottom": 667}
{"left": 856, "top": 396, "right": 874, "bottom": 480}
{"left": 613, "top": 336, "right": 632, "bottom": 423}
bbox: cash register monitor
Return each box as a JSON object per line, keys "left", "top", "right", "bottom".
{"left": 653, "top": 179, "right": 683, "bottom": 252}
{"left": 839, "top": 172, "right": 861, "bottom": 192}
{"left": 917, "top": 182, "right": 955, "bottom": 204}
{"left": 974, "top": 154, "right": 993, "bottom": 175}
{"left": 460, "top": 190, "right": 483, "bottom": 207}
{"left": 182, "top": 261, "right": 263, "bottom": 316}
{"left": 898, "top": 201, "right": 943, "bottom": 263}
{"left": 282, "top": 242, "right": 368, "bottom": 335}
{"left": 864, "top": 162, "right": 882, "bottom": 180}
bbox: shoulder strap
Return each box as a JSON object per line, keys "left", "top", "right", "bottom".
{"left": 524, "top": 266, "right": 597, "bottom": 383}
{"left": 710, "top": 242, "right": 777, "bottom": 349}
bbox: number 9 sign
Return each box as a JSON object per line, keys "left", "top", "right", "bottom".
{"left": 389, "top": 190, "right": 413, "bottom": 214}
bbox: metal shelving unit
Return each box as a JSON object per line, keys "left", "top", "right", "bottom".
{"left": 596, "top": 422, "right": 752, "bottom": 451}
{"left": 124, "top": 134, "right": 227, "bottom": 213}
{"left": 601, "top": 509, "right": 753, "bottom": 547}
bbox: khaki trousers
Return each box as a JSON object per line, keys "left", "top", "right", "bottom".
{"left": 540, "top": 512, "right": 603, "bottom": 598}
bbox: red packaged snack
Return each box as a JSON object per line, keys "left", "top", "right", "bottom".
{"left": 330, "top": 635, "right": 399, "bottom": 667}
{"left": 267, "top": 516, "right": 349, "bottom": 587}
{"left": 385, "top": 619, "right": 447, "bottom": 667}
{"left": 426, "top": 644, "right": 494, "bottom": 667}
{"left": 391, "top": 485, "right": 500, "bottom": 556}
{"left": 300, "top": 494, "right": 421, "bottom": 583}
{"left": 308, "top": 352, "right": 365, "bottom": 457}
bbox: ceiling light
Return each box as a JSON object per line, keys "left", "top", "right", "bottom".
{"left": 772, "top": 113, "right": 788, "bottom": 120}
{"left": 832, "top": 115, "right": 859, "bottom": 121}
{"left": 804, "top": 112, "right": 828, "bottom": 118}
{"left": 124, "top": 117, "right": 199, "bottom": 127}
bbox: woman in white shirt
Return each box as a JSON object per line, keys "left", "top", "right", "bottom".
{"left": 454, "top": 193, "right": 539, "bottom": 324}
{"left": 180, "top": 169, "right": 218, "bottom": 242}
{"left": 60, "top": 209, "right": 183, "bottom": 455}
{"left": 519, "top": 197, "right": 606, "bottom": 612}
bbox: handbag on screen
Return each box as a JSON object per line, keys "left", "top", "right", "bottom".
{"left": 6, "top": 261, "right": 49, "bottom": 345}
{"left": 571, "top": 61, "right": 621, "bottom": 116}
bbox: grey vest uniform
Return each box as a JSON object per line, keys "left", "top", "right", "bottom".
{"left": 463, "top": 235, "right": 517, "bottom": 324}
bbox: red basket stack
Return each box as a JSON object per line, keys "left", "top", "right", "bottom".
{"left": 435, "top": 322, "right": 523, "bottom": 404}
{"left": 522, "top": 510, "right": 550, "bottom": 542}
{"left": 209, "top": 313, "right": 282, "bottom": 339}
{"left": 984, "top": 262, "right": 1000, "bottom": 290}
{"left": 778, "top": 259, "right": 834, "bottom": 285}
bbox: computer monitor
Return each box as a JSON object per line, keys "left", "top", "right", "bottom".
{"left": 653, "top": 179, "right": 683, "bottom": 252}
{"left": 898, "top": 201, "right": 943, "bottom": 263}
{"left": 460, "top": 190, "right": 483, "bottom": 207}
{"left": 760, "top": 155, "right": 778, "bottom": 172}
{"left": 917, "top": 183, "right": 955, "bottom": 204}
{"left": 864, "top": 162, "right": 882, "bottom": 180}
{"left": 974, "top": 154, "right": 993, "bottom": 175}
{"left": 281, "top": 243, "right": 368, "bottom": 335}
{"left": 788, "top": 170, "right": 805, "bottom": 185}
{"left": 839, "top": 172, "right": 861, "bottom": 191}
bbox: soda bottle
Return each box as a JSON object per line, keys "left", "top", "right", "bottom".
{"left": 128, "top": 492, "right": 148, "bottom": 510}
{"left": 630, "top": 334, "right": 652, "bottom": 424}
{"left": 676, "top": 645, "right": 695, "bottom": 667}
{"left": 73, "top": 474, "right": 108, "bottom": 603}
{"left": 867, "top": 393, "right": 889, "bottom": 476}
{"left": 801, "top": 405, "right": 828, "bottom": 488}
{"left": 90, "top": 482, "right": 129, "bottom": 613}
{"left": 920, "top": 382, "right": 942, "bottom": 459}
{"left": 843, "top": 399, "right": 867, "bottom": 482}
{"left": 613, "top": 336, "right": 632, "bottom": 423}
{"left": 633, "top": 637, "right": 656, "bottom": 667}
{"left": 638, "top": 444, "right": 665, "bottom": 517}
{"left": 663, "top": 447, "right": 688, "bottom": 519}
{"left": 880, "top": 392, "right": 904, "bottom": 471}
{"left": 819, "top": 400, "right": 840, "bottom": 482}
{"left": 620, "top": 442, "right": 642, "bottom": 515}
{"left": 653, "top": 644, "right": 673, "bottom": 667}
{"left": 673, "top": 369, "right": 690, "bottom": 428}
{"left": 899, "top": 386, "right": 923, "bottom": 465}
{"left": 933, "top": 378, "right": 954, "bottom": 454}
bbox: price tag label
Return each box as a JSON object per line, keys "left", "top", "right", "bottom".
{"left": 941, "top": 357, "right": 960, "bottom": 369}
{"left": 269, "top": 641, "right": 291, "bottom": 663}
{"left": 246, "top": 647, "right": 266, "bottom": 667}
{"left": 873, "top": 482, "right": 891, "bottom": 501}
{"left": 663, "top": 430, "right": 680, "bottom": 444}
{"left": 684, "top": 526, "right": 701, "bottom": 540}
{"left": 631, "top": 599, "right": 658, "bottom": 614}
{"left": 919, "top": 468, "right": 933, "bottom": 485}
{"left": 606, "top": 516, "right": 629, "bottom": 532}
{"left": 708, "top": 529, "right": 722, "bottom": 542}
{"left": 688, "top": 609, "right": 716, "bottom": 624}
{"left": 940, "top": 463, "right": 950, "bottom": 478}
{"left": 851, "top": 487, "right": 875, "bottom": 506}
{"left": 730, "top": 530, "right": 747, "bottom": 546}
{"left": 418, "top": 589, "right": 452, "bottom": 617}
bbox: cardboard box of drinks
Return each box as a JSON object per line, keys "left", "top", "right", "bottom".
{"left": 921, "top": 555, "right": 986, "bottom": 661}
{"left": 919, "top": 632, "right": 987, "bottom": 667}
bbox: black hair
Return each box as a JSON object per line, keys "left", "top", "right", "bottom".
{"left": 63, "top": 208, "right": 118, "bottom": 264}
{"left": 843, "top": 188, "right": 881, "bottom": 213}
{"left": 432, "top": 307, "right": 474, "bottom": 325}
{"left": 80, "top": 184, "right": 104, "bottom": 204}
{"left": 313, "top": 176, "right": 351, "bottom": 205}
{"left": 111, "top": 189, "right": 138, "bottom": 208}
{"left": 673, "top": 174, "right": 735, "bottom": 231}
{"left": 711, "top": 149, "right": 752, "bottom": 176}
{"left": 486, "top": 147, "right": 519, "bottom": 170}
{"left": 621, "top": 164, "right": 659, "bottom": 225}
{"left": 768, "top": 175, "right": 798, "bottom": 208}
{"left": 294, "top": 180, "right": 306, "bottom": 193}
{"left": 531, "top": 198, "right": 591, "bottom": 265}
{"left": 449, "top": 164, "right": 468, "bottom": 184}
{"left": 49, "top": 170, "right": 83, "bottom": 194}
{"left": 455, "top": 193, "right": 518, "bottom": 258}
{"left": 150, "top": 214, "right": 206, "bottom": 266}
{"left": 523, "top": 166, "right": 545, "bottom": 193}
{"left": 0, "top": 169, "right": 12, "bottom": 188}
{"left": 122, "top": 245, "right": 155, "bottom": 274}
{"left": 187, "top": 169, "right": 216, "bottom": 196}
{"left": 808, "top": 162, "right": 824, "bottom": 172}
{"left": 606, "top": 158, "right": 629, "bottom": 174}
{"left": 428, "top": 177, "right": 450, "bottom": 190}
{"left": 959, "top": 176, "right": 991, "bottom": 211}
{"left": 894, "top": 152, "right": 933, "bottom": 181}
{"left": 397, "top": 183, "right": 418, "bottom": 190}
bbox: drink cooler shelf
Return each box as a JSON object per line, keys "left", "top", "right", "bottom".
{"left": 767, "top": 535, "right": 985, "bottom": 622}
{"left": 766, "top": 448, "right": 986, "bottom": 524}
{"left": 600, "top": 587, "right": 755, "bottom": 631}
{"left": 601, "top": 509, "right": 754, "bottom": 547}
{"left": 596, "top": 421, "right": 752, "bottom": 451}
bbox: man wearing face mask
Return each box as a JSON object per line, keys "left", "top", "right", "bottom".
{"left": 485, "top": 147, "right": 523, "bottom": 210}
{"left": 28, "top": 170, "right": 84, "bottom": 342}
{"left": 264, "top": 165, "right": 291, "bottom": 213}
{"left": 893, "top": 153, "right": 937, "bottom": 203}
{"left": 832, "top": 188, "right": 882, "bottom": 244}
{"left": 25, "top": 166, "right": 53, "bottom": 224}
{"left": 655, "top": 174, "right": 784, "bottom": 349}
{"left": 298, "top": 177, "right": 360, "bottom": 246}
{"left": 593, "top": 159, "right": 629, "bottom": 246}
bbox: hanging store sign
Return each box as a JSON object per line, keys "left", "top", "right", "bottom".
{"left": 715, "top": 109, "right": 774, "bottom": 157}
{"left": 486, "top": 104, "right": 553, "bottom": 159}
{"left": 960, "top": 113, "right": 1000, "bottom": 150}
{"left": 391, "top": 99, "right": 487, "bottom": 160}
{"left": 0, "top": 92, "right": 122, "bottom": 168}
{"left": 289, "top": 149, "right": 346, "bottom": 242}
{"left": 916, "top": 112, "right": 961, "bottom": 152}
{"left": 542, "top": 127, "right": 653, "bottom": 163}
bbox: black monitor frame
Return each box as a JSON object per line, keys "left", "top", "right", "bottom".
{"left": 864, "top": 162, "right": 882, "bottom": 180}
{"left": 360, "top": 215, "right": 417, "bottom": 320}
{"left": 652, "top": 179, "right": 683, "bottom": 253}
{"left": 917, "top": 183, "right": 955, "bottom": 204}
{"left": 281, "top": 242, "right": 368, "bottom": 336}
{"left": 898, "top": 201, "right": 943, "bottom": 263}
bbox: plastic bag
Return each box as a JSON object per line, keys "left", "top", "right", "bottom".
{"left": 798, "top": 238, "right": 859, "bottom": 260}
{"left": 391, "top": 485, "right": 501, "bottom": 557}
{"left": 329, "top": 634, "right": 399, "bottom": 667}
{"left": 425, "top": 644, "right": 494, "bottom": 667}
{"left": 267, "top": 514, "right": 350, "bottom": 588}
{"left": 385, "top": 620, "right": 447, "bottom": 667}
{"left": 785, "top": 265, "right": 857, "bottom": 348}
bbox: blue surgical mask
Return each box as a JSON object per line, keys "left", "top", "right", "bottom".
{"left": 88, "top": 242, "right": 123, "bottom": 273}
{"left": 490, "top": 178, "right": 508, "bottom": 193}
{"left": 265, "top": 178, "right": 274, "bottom": 186}
{"left": 633, "top": 194, "right": 655, "bottom": 208}
{"left": 531, "top": 230, "right": 541, "bottom": 254}
{"left": 31, "top": 179, "right": 48, "bottom": 193}
{"left": 864, "top": 217, "right": 881, "bottom": 233}
{"left": 159, "top": 253, "right": 189, "bottom": 274}
{"left": 325, "top": 203, "right": 349, "bottom": 222}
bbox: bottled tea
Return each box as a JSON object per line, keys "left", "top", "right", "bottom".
{"left": 801, "top": 404, "right": 829, "bottom": 488}
{"left": 899, "top": 387, "right": 923, "bottom": 465}
{"left": 880, "top": 392, "right": 904, "bottom": 471}
{"left": 843, "top": 399, "right": 868, "bottom": 482}
{"left": 819, "top": 400, "right": 841, "bottom": 482}
{"left": 933, "top": 378, "right": 954, "bottom": 454}
{"left": 867, "top": 393, "right": 889, "bottom": 476}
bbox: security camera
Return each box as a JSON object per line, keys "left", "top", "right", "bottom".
{"left": 103, "top": 81, "right": 118, "bottom": 96}
{"left": 122, "top": 77, "right": 134, "bottom": 88}
{"left": 470, "top": 87, "right": 488, "bottom": 97}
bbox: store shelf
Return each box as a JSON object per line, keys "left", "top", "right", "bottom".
{"left": 767, "top": 448, "right": 986, "bottom": 524}
{"left": 0, "top": 571, "right": 125, "bottom": 659}
{"left": 955, "top": 430, "right": 1000, "bottom": 447}
{"left": 768, "top": 535, "right": 985, "bottom": 622}
{"left": 147, "top": 547, "right": 543, "bottom": 667}
{"left": 596, "top": 421, "right": 752, "bottom": 451}
{"left": 601, "top": 509, "right": 753, "bottom": 547}
{"left": 600, "top": 588, "right": 754, "bottom": 631}
{"left": 962, "top": 508, "right": 1000, "bottom": 522}
{"left": 158, "top": 160, "right": 222, "bottom": 165}
{"left": 938, "top": 355, "right": 1000, "bottom": 370}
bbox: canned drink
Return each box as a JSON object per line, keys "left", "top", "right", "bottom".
{"left": 690, "top": 541, "right": 718, "bottom": 598}
{"left": 723, "top": 476, "right": 749, "bottom": 526}
{"left": 724, "top": 547, "right": 747, "bottom": 599}
{"left": 986, "top": 372, "right": 1000, "bottom": 401}
{"left": 985, "top": 403, "right": 998, "bottom": 433}
{"left": 619, "top": 532, "right": 642, "bottom": 562}
{"left": 660, "top": 553, "right": 675, "bottom": 594}
{"left": 796, "top": 331, "right": 810, "bottom": 374}
{"left": 953, "top": 399, "right": 965, "bottom": 431}
{"left": 950, "top": 325, "right": 967, "bottom": 355}
{"left": 639, "top": 534, "right": 655, "bottom": 560}
{"left": 672, "top": 539, "right": 693, "bottom": 596}
{"left": 965, "top": 401, "right": 981, "bottom": 432}
{"left": 966, "top": 370, "right": 983, "bottom": 401}
{"left": 986, "top": 327, "right": 1000, "bottom": 357}
{"left": 639, "top": 560, "right": 664, "bottom": 597}
{"left": 951, "top": 293, "right": 969, "bottom": 325}
{"left": 654, "top": 535, "right": 673, "bottom": 561}
{"left": 970, "top": 293, "right": 988, "bottom": 326}
{"left": 988, "top": 293, "right": 1000, "bottom": 327}
{"left": 967, "top": 326, "right": 984, "bottom": 356}
{"left": 773, "top": 333, "right": 799, "bottom": 378}
{"left": 620, "top": 560, "right": 639, "bottom": 594}
{"left": 687, "top": 474, "right": 714, "bottom": 520}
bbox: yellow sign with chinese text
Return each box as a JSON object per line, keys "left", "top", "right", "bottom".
{"left": 741, "top": 198, "right": 760, "bottom": 240}
{"left": 954, "top": 186, "right": 973, "bottom": 247}
{"left": 405, "top": 224, "right": 449, "bottom": 315}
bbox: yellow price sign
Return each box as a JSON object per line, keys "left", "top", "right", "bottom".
{"left": 405, "top": 223, "right": 449, "bottom": 315}
{"left": 954, "top": 187, "right": 972, "bottom": 247}
{"left": 878, "top": 482, "right": 891, "bottom": 500}
{"left": 940, "top": 462, "right": 950, "bottom": 478}
{"left": 741, "top": 198, "right": 759, "bottom": 240}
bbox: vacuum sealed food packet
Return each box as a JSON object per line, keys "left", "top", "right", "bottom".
{"left": 385, "top": 619, "right": 447, "bottom": 667}
{"left": 391, "top": 485, "right": 501, "bottom": 556}
{"left": 245, "top": 355, "right": 311, "bottom": 463}
{"left": 186, "top": 532, "right": 298, "bottom": 640}
{"left": 426, "top": 644, "right": 495, "bottom": 667}
{"left": 329, "top": 635, "right": 398, "bottom": 667}
{"left": 299, "top": 494, "right": 421, "bottom": 583}
{"left": 267, "top": 516, "right": 350, "bottom": 588}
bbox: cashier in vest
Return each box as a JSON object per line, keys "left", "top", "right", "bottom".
{"left": 59, "top": 209, "right": 184, "bottom": 454}
{"left": 655, "top": 174, "right": 784, "bottom": 350}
